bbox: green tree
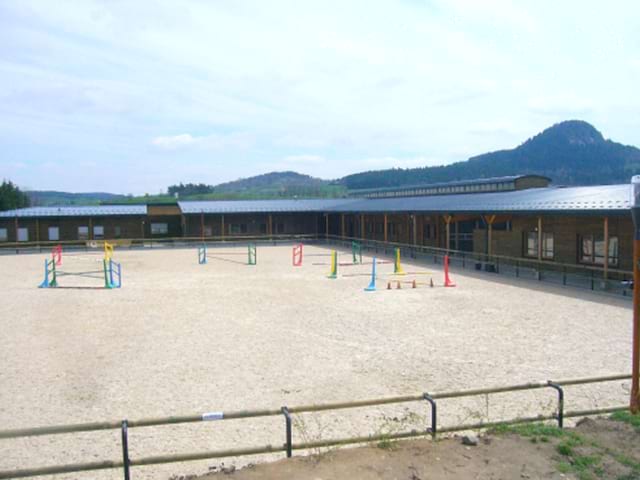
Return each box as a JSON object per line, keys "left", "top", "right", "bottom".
{"left": 0, "top": 180, "right": 30, "bottom": 211}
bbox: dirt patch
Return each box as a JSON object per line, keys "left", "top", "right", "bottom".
{"left": 200, "top": 416, "right": 640, "bottom": 480}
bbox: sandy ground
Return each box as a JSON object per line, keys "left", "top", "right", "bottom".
{"left": 0, "top": 243, "right": 633, "bottom": 480}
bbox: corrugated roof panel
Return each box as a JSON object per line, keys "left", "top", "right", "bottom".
{"left": 347, "top": 174, "right": 548, "bottom": 195}
{"left": 0, "top": 205, "right": 147, "bottom": 218}
{"left": 1, "top": 184, "right": 631, "bottom": 217}
{"left": 178, "top": 199, "right": 358, "bottom": 214}
{"left": 328, "top": 185, "right": 631, "bottom": 214}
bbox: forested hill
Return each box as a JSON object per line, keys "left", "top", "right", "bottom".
{"left": 20, "top": 120, "right": 640, "bottom": 206}
{"left": 340, "top": 121, "right": 640, "bottom": 189}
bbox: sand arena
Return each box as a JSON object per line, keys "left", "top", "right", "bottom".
{"left": 0, "top": 243, "right": 633, "bottom": 479}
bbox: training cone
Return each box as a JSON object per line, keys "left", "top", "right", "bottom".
{"left": 430, "top": 278, "right": 434, "bottom": 288}
{"left": 412, "top": 279, "right": 417, "bottom": 289}
{"left": 396, "top": 281, "right": 401, "bottom": 289}
{"left": 387, "top": 282, "right": 391, "bottom": 290}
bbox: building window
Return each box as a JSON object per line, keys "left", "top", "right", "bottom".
{"left": 18, "top": 227, "right": 29, "bottom": 242}
{"left": 203, "top": 226, "right": 212, "bottom": 237}
{"left": 542, "top": 233, "right": 554, "bottom": 259}
{"left": 259, "top": 223, "right": 267, "bottom": 234}
{"left": 114, "top": 226, "right": 122, "bottom": 238}
{"left": 276, "top": 223, "right": 285, "bottom": 234}
{"left": 230, "top": 224, "right": 247, "bottom": 234}
{"left": 524, "top": 231, "right": 554, "bottom": 259}
{"left": 424, "top": 224, "right": 432, "bottom": 240}
{"left": 48, "top": 226, "right": 60, "bottom": 241}
{"left": 93, "top": 225, "right": 104, "bottom": 239}
{"left": 0, "top": 228, "right": 7, "bottom": 241}
{"left": 150, "top": 223, "right": 169, "bottom": 235}
{"left": 78, "top": 226, "right": 89, "bottom": 240}
{"left": 579, "top": 235, "right": 619, "bottom": 266}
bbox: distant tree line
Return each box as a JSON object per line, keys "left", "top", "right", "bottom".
{"left": 0, "top": 180, "right": 30, "bottom": 211}
{"left": 167, "top": 183, "right": 214, "bottom": 197}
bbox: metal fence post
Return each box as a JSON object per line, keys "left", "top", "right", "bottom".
{"left": 121, "top": 420, "right": 131, "bottom": 480}
{"left": 281, "top": 407, "right": 293, "bottom": 458}
{"left": 547, "top": 382, "right": 564, "bottom": 429}
{"left": 423, "top": 394, "right": 437, "bottom": 437}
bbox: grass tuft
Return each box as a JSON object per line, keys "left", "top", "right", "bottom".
{"left": 610, "top": 411, "right": 640, "bottom": 432}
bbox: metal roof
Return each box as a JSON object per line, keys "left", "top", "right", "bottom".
{"left": 1, "top": 184, "right": 630, "bottom": 218}
{"left": 178, "top": 185, "right": 630, "bottom": 215}
{"left": 178, "top": 199, "right": 358, "bottom": 214}
{"left": 347, "top": 174, "right": 549, "bottom": 195}
{"left": 329, "top": 185, "right": 631, "bottom": 215}
{"left": 0, "top": 205, "right": 147, "bottom": 218}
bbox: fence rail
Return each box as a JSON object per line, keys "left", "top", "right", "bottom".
{"left": 0, "top": 374, "right": 631, "bottom": 479}
{"left": 323, "top": 235, "right": 634, "bottom": 297}
{"left": 1, "top": 233, "right": 633, "bottom": 296}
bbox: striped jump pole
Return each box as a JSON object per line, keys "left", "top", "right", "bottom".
{"left": 352, "top": 241, "right": 362, "bottom": 264}
{"left": 394, "top": 248, "right": 405, "bottom": 275}
{"left": 444, "top": 255, "right": 456, "bottom": 287}
{"left": 292, "top": 244, "right": 303, "bottom": 267}
{"left": 38, "top": 258, "right": 57, "bottom": 288}
{"left": 364, "top": 257, "right": 377, "bottom": 291}
{"left": 247, "top": 244, "right": 257, "bottom": 265}
{"left": 52, "top": 245, "right": 62, "bottom": 266}
{"left": 198, "top": 245, "right": 207, "bottom": 264}
{"left": 327, "top": 250, "right": 338, "bottom": 279}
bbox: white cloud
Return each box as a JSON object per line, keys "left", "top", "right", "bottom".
{"left": 151, "top": 132, "right": 254, "bottom": 151}
{"left": 282, "top": 154, "right": 325, "bottom": 165}
{"left": 151, "top": 134, "right": 197, "bottom": 150}
{"left": 527, "top": 95, "right": 593, "bottom": 116}
{"left": 1, "top": 0, "right": 638, "bottom": 192}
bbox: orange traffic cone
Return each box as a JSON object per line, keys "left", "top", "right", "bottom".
{"left": 396, "top": 281, "right": 401, "bottom": 289}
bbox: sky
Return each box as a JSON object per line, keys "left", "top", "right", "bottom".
{"left": 1, "top": 0, "right": 639, "bottom": 194}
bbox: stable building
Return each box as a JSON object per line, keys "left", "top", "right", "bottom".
{"left": 0, "top": 175, "right": 633, "bottom": 273}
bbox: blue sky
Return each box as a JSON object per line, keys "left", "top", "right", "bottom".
{"left": 1, "top": 0, "right": 639, "bottom": 194}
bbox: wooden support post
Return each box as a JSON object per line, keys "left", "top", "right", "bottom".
{"left": 454, "top": 221, "right": 459, "bottom": 251}
{"left": 141, "top": 220, "right": 145, "bottom": 239}
{"left": 633, "top": 235, "right": 640, "bottom": 413}
{"left": 603, "top": 216, "right": 609, "bottom": 281}
{"left": 537, "top": 216, "right": 543, "bottom": 261}
{"left": 268, "top": 214, "right": 273, "bottom": 238}
{"left": 435, "top": 215, "right": 439, "bottom": 248}
{"left": 36, "top": 218, "right": 40, "bottom": 245}
{"left": 484, "top": 215, "right": 496, "bottom": 256}
{"left": 384, "top": 214, "right": 388, "bottom": 243}
{"left": 412, "top": 214, "right": 417, "bottom": 245}
{"left": 14, "top": 216, "right": 18, "bottom": 243}
{"left": 325, "top": 214, "right": 329, "bottom": 240}
{"left": 341, "top": 214, "right": 345, "bottom": 239}
{"left": 200, "top": 212, "right": 204, "bottom": 240}
{"left": 221, "top": 215, "right": 225, "bottom": 239}
{"left": 89, "top": 218, "right": 93, "bottom": 240}
{"left": 361, "top": 214, "right": 365, "bottom": 240}
{"left": 444, "top": 215, "right": 452, "bottom": 252}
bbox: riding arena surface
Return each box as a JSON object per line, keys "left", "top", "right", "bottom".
{"left": 0, "top": 244, "right": 633, "bottom": 479}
